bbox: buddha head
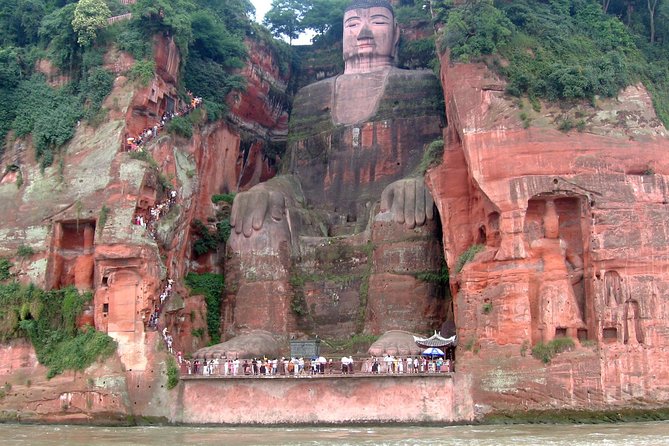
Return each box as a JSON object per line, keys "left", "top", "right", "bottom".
{"left": 542, "top": 199, "right": 559, "bottom": 239}
{"left": 343, "top": 0, "right": 400, "bottom": 74}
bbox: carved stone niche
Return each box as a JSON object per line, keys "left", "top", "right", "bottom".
{"left": 623, "top": 299, "right": 644, "bottom": 345}
{"left": 46, "top": 220, "right": 96, "bottom": 291}
{"left": 595, "top": 270, "right": 644, "bottom": 345}
{"left": 525, "top": 195, "right": 590, "bottom": 343}
{"left": 603, "top": 271, "right": 625, "bottom": 307}
{"left": 484, "top": 211, "right": 501, "bottom": 248}
{"left": 94, "top": 263, "right": 143, "bottom": 335}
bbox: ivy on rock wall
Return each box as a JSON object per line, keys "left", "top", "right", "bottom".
{"left": 0, "top": 281, "right": 116, "bottom": 378}
{"left": 185, "top": 273, "right": 224, "bottom": 344}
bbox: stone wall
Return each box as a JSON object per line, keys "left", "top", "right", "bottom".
{"left": 174, "top": 374, "right": 473, "bottom": 424}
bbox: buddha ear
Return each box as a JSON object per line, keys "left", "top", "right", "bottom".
{"left": 391, "top": 21, "right": 400, "bottom": 61}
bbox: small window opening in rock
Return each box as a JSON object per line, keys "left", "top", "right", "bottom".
{"left": 555, "top": 327, "right": 567, "bottom": 338}
{"left": 347, "top": 214, "right": 357, "bottom": 223}
{"left": 102, "top": 276, "right": 109, "bottom": 286}
{"left": 103, "top": 303, "right": 109, "bottom": 314}
{"left": 577, "top": 328, "right": 588, "bottom": 342}
{"left": 553, "top": 178, "right": 559, "bottom": 184}
{"left": 478, "top": 226, "right": 487, "bottom": 244}
{"left": 603, "top": 327, "right": 617, "bottom": 341}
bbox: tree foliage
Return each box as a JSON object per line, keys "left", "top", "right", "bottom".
{"left": 435, "top": 0, "right": 669, "bottom": 125}
{"left": 301, "top": 0, "right": 348, "bottom": 35}
{"left": 132, "top": 0, "right": 196, "bottom": 55}
{"left": 264, "top": 0, "right": 307, "bottom": 44}
{"left": 39, "top": 3, "right": 79, "bottom": 69}
{"left": 72, "top": 0, "right": 111, "bottom": 46}
{"left": 441, "top": 0, "right": 513, "bottom": 60}
{"left": 196, "top": 0, "right": 254, "bottom": 32}
{"left": 0, "top": 0, "right": 254, "bottom": 158}
{"left": 12, "top": 75, "right": 83, "bottom": 167}
{"left": 0, "top": 0, "right": 47, "bottom": 46}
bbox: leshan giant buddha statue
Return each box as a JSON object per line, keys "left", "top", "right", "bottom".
{"left": 225, "top": 0, "right": 447, "bottom": 339}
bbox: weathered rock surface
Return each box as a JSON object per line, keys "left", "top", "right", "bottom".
{"left": 175, "top": 373, "right": 472, "bottom": 424}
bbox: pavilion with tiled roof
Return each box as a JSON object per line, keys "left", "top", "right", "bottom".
{"left": 413, "top": 331, "right": 457, "bottom": 349}
{"left": 414, "top": 331, "right": 457, "bottom": 364}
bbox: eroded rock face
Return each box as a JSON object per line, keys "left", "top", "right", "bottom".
{"left": 0, "top": 339, "right": 130, "bottom": 424}
{"left": 429, "top": 57, "right": 669, "bottom": 411}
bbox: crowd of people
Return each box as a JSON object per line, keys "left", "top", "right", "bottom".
{"left": 133, "top": 189, "right": 178, "bottom": 239}
{"left": 182, "top": 357, "right": 335, "bottom": 377}
{"left": 368, "top": 354, "right": 453, "bottom": 374}
{"left": 162, "top": 326, "right": 174, "bottom": 354}
{"left": 178, "top": 354, "right": 454, "bottom": 377}
{"left": 124, "top": 93, "right": 202, "bottom": 152}
{"left": 147, "top": 278, "right": 175, "bottom": 330}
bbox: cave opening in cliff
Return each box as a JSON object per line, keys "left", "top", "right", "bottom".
{"left": 603, "top": 327, "right": 618, "bottom": 341}
{"left": 60, "top": 221, "right": 96, "bottom": 250}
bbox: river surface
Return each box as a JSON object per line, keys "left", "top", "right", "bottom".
{"left": 3, "top": 421, "right": 669, "bottom": 445}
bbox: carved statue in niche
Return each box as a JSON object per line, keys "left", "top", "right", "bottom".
{"left": 598, "top": 270, "right": 625, "bottom": 342}
{"left": 530, "top": 198, "right": 586, "bottom": 341}
{"left": 603, "top": 270, "right": 624, "bottom": 307}
{"left": 623, "top": 299, "right": 644, "bottom": 345}
{"left": 598, "top": 271, "right": 643, "bottom": 344}
{"left": 226, "top": 0, "right": 445, "bottom": 337}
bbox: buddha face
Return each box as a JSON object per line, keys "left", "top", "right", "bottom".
{"left": 342, "top": 6, "right": 399, "bottom": 73}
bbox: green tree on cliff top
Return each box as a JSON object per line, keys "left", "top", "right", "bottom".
{"left": 264, "top": 0, "right": 307, "bottom": 44}
{"left": 71, "top": 0, "right": 111, "bottom": 46}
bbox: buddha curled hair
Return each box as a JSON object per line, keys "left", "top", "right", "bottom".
{"left": 345, "top": 0, "right": 394, "bottom": 15}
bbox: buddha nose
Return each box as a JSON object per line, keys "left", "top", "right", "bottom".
{"left": 357, "top": 24, "right": 373, "bottom": 40}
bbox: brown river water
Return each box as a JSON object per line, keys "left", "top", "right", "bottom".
{"left": 2, "top": 421, "right": 669, "bottom": 445}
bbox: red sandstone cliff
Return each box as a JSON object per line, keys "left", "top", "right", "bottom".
{"left": 427, "top": 56, "right": 669, "bottom": 414}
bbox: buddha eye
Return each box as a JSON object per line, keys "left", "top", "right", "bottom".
{"left": 345, "top": 19, "right": 361, "bottom": 28}
{"left": 370, "top": 15, "right": 391, "bottom": 25}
